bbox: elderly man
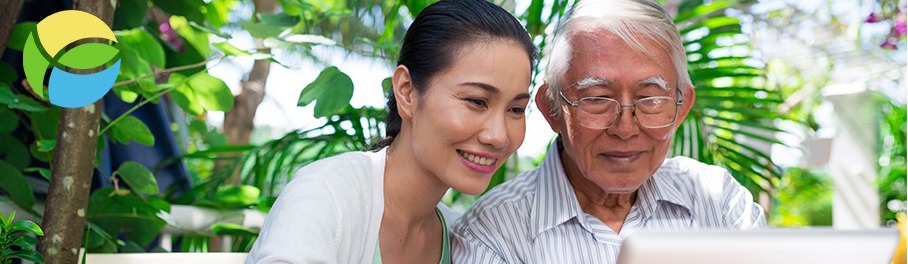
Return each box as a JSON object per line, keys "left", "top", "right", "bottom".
{"left": 451, "top": 0, "right": 766, "bottom": 263}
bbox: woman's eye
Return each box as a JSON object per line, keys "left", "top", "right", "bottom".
{"left": 466, "top": 98, "right": 487, "bottom": 108}
{"left": 509, "top": 106, "right": 526, "bottom": 115}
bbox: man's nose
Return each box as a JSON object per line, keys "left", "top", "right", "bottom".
{"left": 606, "top": 105, "right": 640, "bottom": 139}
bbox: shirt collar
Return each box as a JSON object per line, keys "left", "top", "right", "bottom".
{"left": 634, "top": 159, "right": 693, "bottom": 220}
{"left": 530, "top": 142, "right": 586, "bottom": 240}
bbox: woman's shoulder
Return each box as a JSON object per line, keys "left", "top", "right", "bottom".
{"left": 282, "top": 150, "right": 386, "bottom": 198}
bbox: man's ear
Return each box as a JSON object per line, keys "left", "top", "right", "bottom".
{"left": 535, "top": 83, "right": 562, "bottom": 134}
{"left": 675, "top": 84, "right": 696, "bottom": 126}
{"left": 392, "top": 65, "right": 417, "bottom": 121}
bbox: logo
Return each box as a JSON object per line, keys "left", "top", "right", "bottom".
{"left": 22, "top": 10, "right": 120, "bottom": 108}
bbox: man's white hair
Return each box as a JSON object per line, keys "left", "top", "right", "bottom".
{"left": 542, "top": 0, "right": 692, "bottom": 115}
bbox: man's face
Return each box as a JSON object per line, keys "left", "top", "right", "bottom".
{"left": 538, "top": 30, "right": 695, "bottom": 194}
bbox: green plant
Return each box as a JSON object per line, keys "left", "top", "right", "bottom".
{"left": 0, "top": 211, "right": 44, "bottom": 264}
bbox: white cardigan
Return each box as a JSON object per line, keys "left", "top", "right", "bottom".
{"left": 246, "top": 149, "right": 460, "bottom": 263}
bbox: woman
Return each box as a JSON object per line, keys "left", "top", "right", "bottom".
{"left": 245, "top": 0, "right": 536, "bottom": 263}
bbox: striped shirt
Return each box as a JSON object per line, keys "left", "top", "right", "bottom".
{"left": 451, "top": 143, "right": 766, "bottom": 263}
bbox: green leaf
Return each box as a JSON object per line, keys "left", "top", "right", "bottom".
{"left": 113, "top": 0, "right": 149, "bottom": 30}
{"left": 202, "top": 0, "right": 233, "bottom": 28}
{"left": 8, "top": 95, "right": 47, "bottom": 112}
{"left": 241, "top": 21, "right": 286, "bottom": 39}
{"left": 112, "top": 85, "right": 139, "bottom": 103}
{"left": 189, "top": 21, "right": 231, "bottom": 39}
{"left": 213, "top": 185, "right": 261, "bottom": 208}
{"left": 36, "top": 139, "right": 55, "bottom": 152}
{"left": 0, "top": 61, "right": 17, "bottom": 83}
{"left": 116, "top": 161, "right": 159, "bottom": 195}
{"left": 187, "top": 72, "right": 234, "bottom": 112}
{"left": 7, "top": 22, "right": 36, "bottom": 51}
{"left": 152, "top": 0, "right": 205, "bottom": 23}
{"left": 170, "top": 74, "right": 203, "bottom": 115}
{"left": 212, "top": 42, "right": 251, "bottom": 56}
{"left": 281, "top": 34, "right": 336, "bottom": 46}
{"left": 29, "top": 107, "right": 59, "bottom": 140}
{"left": 6, "top": 249, "right": 45, "bottom": 263}
{"left": 211, "top": 223, "right": 258, "bottom": 237}
{"left": 297, "top": 67, "right": 354, "bottom": 117}
{"left": 0, "top": 134, "right": 31, "bottom": 169}
{"left": 23, "top": 167, "right": 51, "bottom": 181}
{"left": 110, "top": 115, "right": 155, "bottom": 146}
{"left": 169, "top": 16, "right": 211, "bottom": 57}
{"left": 116, "top": 29, "right": 166, "bottom": 68}
{"left": 381, "top": 77, "right": 392, "bottom": 97}
{"left": 258, "top": 13, "right": 300, "bottom": 27}
{"left": 0, "top": 160, "right": 36, "bottom": 210}
{"left": 0, "top": 107, "right": 17, "bottom": 134}
{"left": 10, "top": 219, "right": 43, "bottom": 236}
{"left": 87, "top": 188, "right": 170, "bottom": 246}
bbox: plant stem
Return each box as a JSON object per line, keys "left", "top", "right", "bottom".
{"left": 111, "top": 56, "right": 223, "bottom": 88}
{"left": 97, "top": 85, "right": 176, "bottom": 135}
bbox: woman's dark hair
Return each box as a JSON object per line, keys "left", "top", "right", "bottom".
{"left": 371, "top": 0, "right": 537, "bottom": 151}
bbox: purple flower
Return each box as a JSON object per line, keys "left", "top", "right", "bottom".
{"left": 867, "top": 12, "right": 882, "bottom": 23}
{"left": 896, "top": 11, "right": 907, "bottom": 35}
{"left": 158, "top": 20, "right": 185, "bottom": 52}
{"left": 880, "top": 41, "right": 897, "bottom": 49}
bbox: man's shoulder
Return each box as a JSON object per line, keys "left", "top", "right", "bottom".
{"left": 456, "top": 167, "right": 541, "bottom": 226}
{"left": 661, "top": 156, "right": 731, "bottom": 185}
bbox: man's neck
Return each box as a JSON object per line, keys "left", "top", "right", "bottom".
{"left": 560, "top": 147, "right": 636, "bottom": 233}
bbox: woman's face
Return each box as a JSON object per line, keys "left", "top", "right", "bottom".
{"left": 402, "top": 40, "right": 532, "bottom": 195}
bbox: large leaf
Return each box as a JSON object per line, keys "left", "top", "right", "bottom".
{"left": 110, "top": 115, "right": 155, "bottom": 146}
{"left": 116, "top": 161, "right": 159, "bottom": 195}
{"left": 0, "top": 107, "right": 17, "bottom": 134}
{"left": 0, "top": 134, "right": 30, "bottom": 169}
{"left": 187, "top": 72, "right": 234, "bottom": 112}
{"left": 87, "top": 187, "right": 170, "bottom": 246}
{"left": 0, "top": 160, "right": 35, "bottom": 210}
{"left": 116, "top": 29, "right": 166, "bottom": 68}
{"left": 297, "top": 67, "right": 354, "bottom": 117}
{"left": 7, "top": 22, "right": 36, "bottom": 51}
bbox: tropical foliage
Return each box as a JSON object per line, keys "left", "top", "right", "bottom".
{"left": 0, "top": 211, "right": 44, "bottom": 264}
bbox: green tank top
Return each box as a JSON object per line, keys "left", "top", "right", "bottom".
{"left": 372, "top": 208, "right": 451, "bottom": 264}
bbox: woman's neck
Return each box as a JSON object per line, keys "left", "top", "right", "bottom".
{"left": 382, "top": 138, "right": 450, "bottom": 224}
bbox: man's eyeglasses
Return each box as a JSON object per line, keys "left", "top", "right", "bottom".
{"left": 559, "top": 89, "right": 684, "bottom": 129}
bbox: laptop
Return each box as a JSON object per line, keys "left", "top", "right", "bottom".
{"left": 616, "top": 228, "right": 900, "bottom": 264}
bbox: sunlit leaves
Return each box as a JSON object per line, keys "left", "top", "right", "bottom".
{"left": 170, "top": 72, "right": 234, "bottom": 115}
{"left": 109, "top": 115, "right": 155, "bottom": 146}
{"left": 297, "top": 67, "right": 354, "bottom": 118}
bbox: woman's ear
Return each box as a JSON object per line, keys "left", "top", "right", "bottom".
{"left": 392, "top": 65, "right": 416, "bottom": 121}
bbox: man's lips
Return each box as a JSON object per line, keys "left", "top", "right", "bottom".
{"left": 600, "top": 151, "right": 644, "bottom": 163}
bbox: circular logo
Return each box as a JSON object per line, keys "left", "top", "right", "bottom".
{"left": 22, "top": 10, "right": 121, "bottom": 108}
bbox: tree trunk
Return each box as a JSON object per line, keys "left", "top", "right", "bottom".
{"left": 0, "top": 0, "right": 25, "bottom": 59}
{"left": 38, "top": 1, "right": 114, "bottom": 263}
{"left": 221, "top": 0, "right": 276, "bottom": 184}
